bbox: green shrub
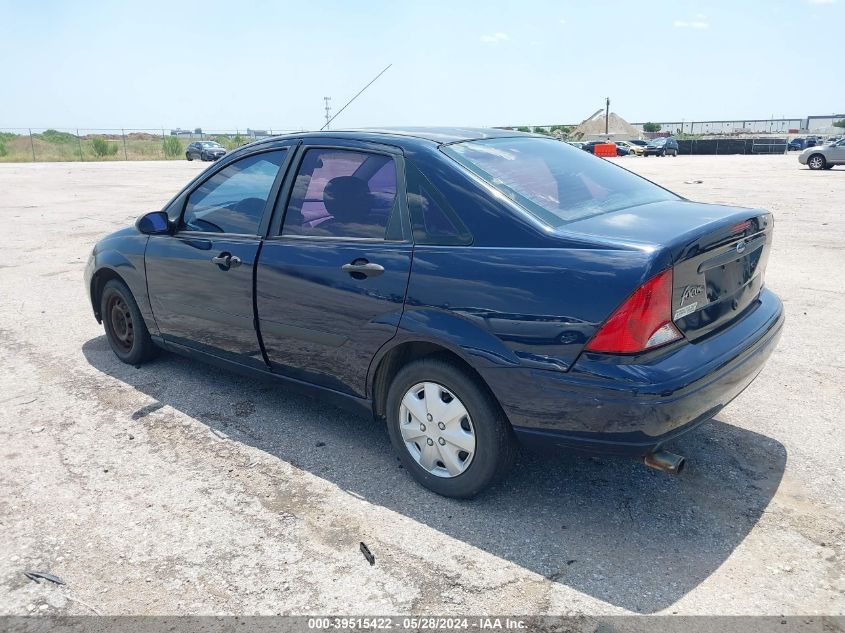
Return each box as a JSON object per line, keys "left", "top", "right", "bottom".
{"left": 91, "top": 137, "right": 118, "bottom": 157}
{"left": 162, "top": 135, "right": 183, "bottom": 158}
{"left": 40, "top": 129, "right": 77, "bottom": 144}
{"left": 642, "top": 122, "right": 662, "bottom": 133}
{"left": 222, "top": 133, "right": 246, "bottom": 150}
{"left": 833, "top": 119, "right": 845, "bottom": 129}
{"left": 0, "top": 141, "right": 7, "bottom": 157}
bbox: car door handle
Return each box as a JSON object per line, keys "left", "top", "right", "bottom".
{"left": 341, "top": 261, "right": 384, "bottom": 277}
{"left": 211, "top": 253, "right": 242, "bottom": 269}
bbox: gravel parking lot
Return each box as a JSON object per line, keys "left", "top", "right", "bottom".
{"left": 0, "top": 154, "right": 843, "bottom": 617}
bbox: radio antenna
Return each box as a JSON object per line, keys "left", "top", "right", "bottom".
{"left": 320, "top": 64, "right": 392, "bottom": 131}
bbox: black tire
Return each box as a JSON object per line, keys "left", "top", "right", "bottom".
{"left": 807, "top": 154, "right": 826, "bottom": 170}
{"left": 186, "top": 152, "right": 193, "bottom": 161}
{"left": 823, "top": 164, "right": 834, "bottom": 170}
{"left": 385, "top": 357, "right": 515, "bottom": 498}
{"left": 100, "top": 279, "right": 159, "bottom": 365}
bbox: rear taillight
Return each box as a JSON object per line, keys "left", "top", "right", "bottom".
{"left": 584, "top": 269, "right": 682, "bottom": 354}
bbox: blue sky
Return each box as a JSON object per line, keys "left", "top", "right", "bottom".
{"left": 1, "top": 0, "right": 842, "bottom": 130}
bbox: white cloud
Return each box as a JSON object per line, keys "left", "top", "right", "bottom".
{"left": 673, "top": 18, "right": 709, "bottom": 29}
{"left": 480, "top": 32, "right": 509, "bottom": 43}
{"left": 559, "top": 19, "right": 566, "bottom": 24}
{"left": 806, "top": 0, "right": 835, "bottom": 4}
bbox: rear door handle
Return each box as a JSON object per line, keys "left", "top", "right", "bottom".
{"left": 341, "top": 260, "right": 385, "bottom": 278}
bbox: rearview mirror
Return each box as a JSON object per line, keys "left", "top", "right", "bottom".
{"left": 136, "top": 211, "right": 171, "bottom": 235}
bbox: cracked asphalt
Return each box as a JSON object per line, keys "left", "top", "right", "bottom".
{"left": 0, "top": 155, "right": 842, "bottom": 616}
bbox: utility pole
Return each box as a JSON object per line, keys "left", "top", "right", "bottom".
{"left": 605, "top": 97, "right": 610, "bottom": 136}
{"left": 323, "top": 97, "right": 332, "bottom": 130}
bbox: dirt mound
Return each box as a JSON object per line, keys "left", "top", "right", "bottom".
{"left": 571, "top": 111, "right": 640, "bottom": 140}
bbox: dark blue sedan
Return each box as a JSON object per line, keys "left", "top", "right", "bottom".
{"left": 85, "top": 128, "right": 784, "bottom": 497}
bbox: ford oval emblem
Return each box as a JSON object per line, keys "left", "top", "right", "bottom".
{"left": 736, "top": 239, "right": 746, "bottom": 254}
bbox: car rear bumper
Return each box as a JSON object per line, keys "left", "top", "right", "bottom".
{"left": 481, "top": 288, "right": 784, "bottom": 456}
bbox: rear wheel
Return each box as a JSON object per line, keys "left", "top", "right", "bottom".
{"left": 808, "top": 154, "right": 826, "bottom": 170}
{"left": 385, "top": 357, "right": 514, "bottom": 498}
{"left": 101, "top": 279, "right": 158, "bottom": 365}
{"left": 186, "top": 152, "right": 193, "bottom": 161}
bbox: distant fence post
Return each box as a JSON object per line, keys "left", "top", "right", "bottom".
{"left": 122, "top": 129, "right": 128, "bottom": 160}
{"left": 28, "top": 129, "right": 35, "bottom": 161}
{"left": 162, "top": 129, "right": 166, "bottom": 159}
{"left": 77, "top": 129, "right": 84, "bottom": 161}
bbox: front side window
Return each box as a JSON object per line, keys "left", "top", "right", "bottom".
{"left": 183, "top": 150, "right": 286, "bottom": 234}
{"left": 281, "top": 149, "right": 398, "bottom": 239}
{"left": 442, "top": 137, "right": 677, "bottom": 227}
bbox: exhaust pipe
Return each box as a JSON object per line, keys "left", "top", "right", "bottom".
{"left": 644, "top": 450, "right": 686, "bottom": 475}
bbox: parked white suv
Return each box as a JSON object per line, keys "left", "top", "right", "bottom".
{"left": 800, "top": 138, "right": 845, "bottom": 170}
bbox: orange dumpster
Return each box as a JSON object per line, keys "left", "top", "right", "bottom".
{"left": 594, "top": 143, "right": 617, "bottom": 157}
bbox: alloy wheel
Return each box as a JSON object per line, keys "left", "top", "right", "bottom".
{"left": 809, "top": 155, "right": 825, "bottom": 170}
{"left": 398, "top": 382, "right": 476, "bottom": 478}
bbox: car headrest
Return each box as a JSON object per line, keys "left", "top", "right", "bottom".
{"left": 323, "top": 176, "right": 373, "bottom": 223}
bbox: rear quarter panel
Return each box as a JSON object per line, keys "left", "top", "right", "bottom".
{"left": 402, "top": 245, "right": 660, "bottom": 372}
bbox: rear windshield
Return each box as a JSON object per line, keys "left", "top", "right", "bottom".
{"left": 442, "top": 137, "right": 676, "bottom": 227}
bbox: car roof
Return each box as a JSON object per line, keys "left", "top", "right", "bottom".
{"left": 251, "top": 127, "right": 533, "bottom": 149}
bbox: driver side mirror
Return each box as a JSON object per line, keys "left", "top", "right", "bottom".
{"left": 136, "top": 210, "right": 172, "bottom": 235}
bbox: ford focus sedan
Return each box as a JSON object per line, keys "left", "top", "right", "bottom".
{"left": 85, "top": 128, "right": 783, "bottom": 498}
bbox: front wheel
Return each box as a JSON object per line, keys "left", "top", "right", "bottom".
{"left": 101, "top": 279, "right": 159, "bottom": 365}
{"left": 808, "top": 154, "right": 826, "bottom": 170}
{"left": 386, "top": 357, "right": 515, "bottom": 498}
{"left": 186, "top": 152, "right": 193, "bottom": 161}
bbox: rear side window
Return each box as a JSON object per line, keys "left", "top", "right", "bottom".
{"left": 442, "top": 137, "right": 676, "bottom": 227}
{"left": 406, "top": 163, "right": 472, "bottom": 246}
{"left": 183, "top": 150, "right": 286, "bottom": 234}
{"left": 282, "top": 149, "right": 399, "bottom": 239}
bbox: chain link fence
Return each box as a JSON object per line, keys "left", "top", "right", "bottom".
{"left": 0, "top": 128, "right": 303, "bottom": 163}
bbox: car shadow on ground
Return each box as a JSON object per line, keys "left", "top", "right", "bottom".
{"left": 82, "top": 337, "right": 786, "bottom": 613}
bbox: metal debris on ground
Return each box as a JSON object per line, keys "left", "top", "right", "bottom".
{"left": 359, "top": 542, "right": 375, "bottom": 566}
{"left": 24, "top": 571, "right": 65, "bottom": 585}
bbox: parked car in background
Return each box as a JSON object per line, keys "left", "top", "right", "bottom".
{"left": 85, "top": 128, "right": 783, "bottom": 497}
{"left": 799, "top": 137, "right": 845, "bottom": 169}
{"left": 616, "top": 140, "right": 644, "bottom": 156}
{"left": 643, "top": 137, "right": 679, "bottom": 157}
{"left": 628, "top": 139, "right": 649, "bottom": 148}
{"left": 788, "top": 138, "right": 806, "bottom": 151}
{"left": 186, "top": 141, "right": 227, "bottom": 162}
{"left": 567, "top": 141, "right": 584, "bottom": 150}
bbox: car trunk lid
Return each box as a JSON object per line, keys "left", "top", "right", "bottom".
{"left": 558, "top": 199, "right": 774, "bottom": 341}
